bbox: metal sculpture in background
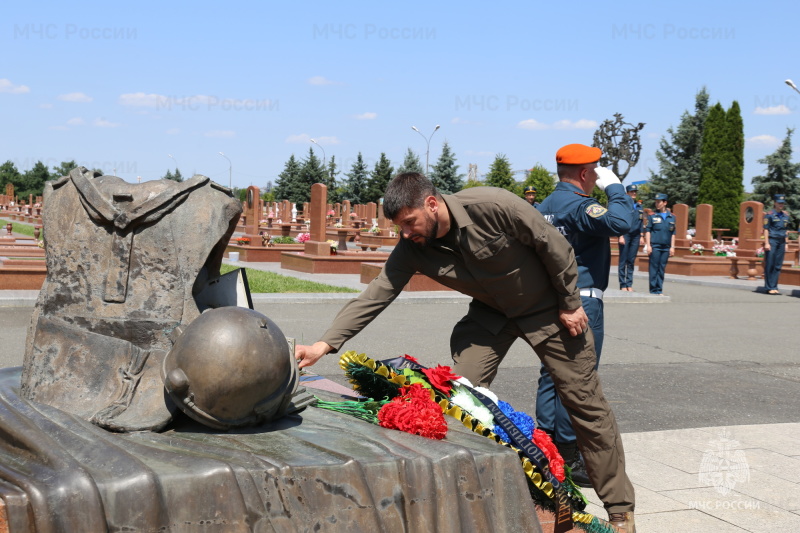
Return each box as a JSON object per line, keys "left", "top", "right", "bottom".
{"left": 592, "top": 113, "right": 645, "bottom": 182}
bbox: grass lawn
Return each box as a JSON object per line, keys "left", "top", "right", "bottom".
{"left": 220, "top": 264, "right": 358, "bottom": 293}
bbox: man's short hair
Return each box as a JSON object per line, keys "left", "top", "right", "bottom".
{"left": 383, "top": 172, "right": 440, "bottom": 220}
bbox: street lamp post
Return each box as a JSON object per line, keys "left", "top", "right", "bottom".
{"left": 310, "top": 138, "right": 327, "bottom": 165}
{"left": 411, "top": 124, "right": 441, "bottom": 175}
{"left": 218, "top": 152, "right": 232, "bottom": 189}
{"left": 167, "top": 154, "right": 179, "bottom": 174}
{"left": 785, "top": 79, "right": 800, "bottom": 96}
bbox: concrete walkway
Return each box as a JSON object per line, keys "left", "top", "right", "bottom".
{"left": 1, "top": 261, "right": 798, "bottom": 532}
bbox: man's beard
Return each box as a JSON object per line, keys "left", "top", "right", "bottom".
{"left": 403, "top": 214, "right": 439, "bottom": 248}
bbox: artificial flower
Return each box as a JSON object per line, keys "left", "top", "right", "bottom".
{"left": 533, "top": 428, "right": 565, "bottom": 482}
{"left": 449, "top": 385, "right": 495, "bottom": 427}
{"left": 421, "top": 365, "right": 460, "bottom": 395}
{"left": 378, "top": 383, "right": 447, "bottom": 440}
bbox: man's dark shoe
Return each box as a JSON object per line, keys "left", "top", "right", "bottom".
{"left": 555, "top": 440, "right": 592, "bottom": 488}
{"left": 608, "top": 512, "right": 636, "bottom": 532}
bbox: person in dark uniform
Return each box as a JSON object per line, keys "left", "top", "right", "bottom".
{"left": 295, "top": 171, "right": 637, "bottom": 532}
{"left": 617, "top": 184, "right": 643, "bottom": 291}
{"left": 523, "top": 185, "right": 539, "bottom": 207}
{"left": 643, "top": 193, "right": 676, "bottom": 295}
{"left": 535, "top": 143, "right": 637, "bottom": 487}
{"left": 763, "top": 194, "right": 790, "bottom": 295}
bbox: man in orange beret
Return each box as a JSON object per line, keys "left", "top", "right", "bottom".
{"left": 536, "top": 143, "right": 638, "bottom": 532}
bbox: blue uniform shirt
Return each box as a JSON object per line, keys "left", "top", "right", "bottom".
{"left": 763, "top": 209, "right": 790, "bottom": 240}
{"left": 644, "top": 210, "right": 676, "bottom": 246}
{"left": 628, "top": 199, "right": 643, "bottom": 235}
{"left": 537, "top": 182, "right": 635, "bottom": 290}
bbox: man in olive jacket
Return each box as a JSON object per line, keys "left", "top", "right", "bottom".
{"left": 296, "top": 172, "right": 635, "bottom": 530}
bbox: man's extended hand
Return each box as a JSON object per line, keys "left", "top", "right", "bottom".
{"left": 559, "top": 306, "right": 589, "bottom": 337}
{"left": 294, "top": 341, "right": 332, "bottom": 369}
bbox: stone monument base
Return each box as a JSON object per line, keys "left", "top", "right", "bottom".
{"left": 0, "top": 367, "right": 543, "bottom": 532}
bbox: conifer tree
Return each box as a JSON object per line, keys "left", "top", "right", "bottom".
{"left": 698, "top": 102, "right": 742, "bottom": 232}
{"left": 522, "top": 164, "right": 556, "bottom": 201}
{"left": 297, "top": 147, "right": 326, "bottom": 203}
{"left": 484, "top": 154, "right": 515, "bottom": 191}
{"left": 365, "top": 153, "right": 394, "bottom": 204}
{"left": 649, "top": 87, "right": 710, "bottom": 206}
{"left": 752, "top": 128, "right": 800, "bottom": 222}
{"left": 163, "top": 169, "right": 175, "bottom": 181}
{"left": 429, "top": 141, "right": 464, "bottom": 194}
{"left": 395, "top": 148, "right": 424, "bottom": 175}
{"left": 342, "top": 152, "right": 369, "bottom": 204}
{"left": 273, "top": 154, "right": 301, "bottom": 202}
{"left": 325, "top": 155, "right": 341, "bottom": 204}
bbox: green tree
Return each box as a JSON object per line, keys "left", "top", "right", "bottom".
{"left": 365, "top": 153, "right": 394, "bottom": 204}
{"left": 52, "top": 160, "right": 78, "bottom": 178}
{"left": 273, "top": 154, "right": 302, "bottom": 201}
{"left": 649, "top": 87, "right": 710, "bottom": 206}
{"left": 522, "top": 164, "right": 556, "bottom": 201}
{"left": 297, "top": 147, "right": 326, "bottom": 204}
{"left": 19, "top": 160, "right": 51, "bottom": 200}
{"left": 173, "top": 168, "right": 184, "bottom": 182}
{"left": 484, "top": 154, "right": 515, "bottom": 191}
{"left": 429, "top": 141, "right": 464, "bottom": 194}
{"left": 342, "top": 152, "right": 369, "bottom": 204}
{"left": 396, "top": 148, "right": 424, "bottom": 175}
{"left": 698, "top": 102, "right": 743, "bottom": 232}
{"left": 751, "top": 128, "right": 800, "bottom": 223}
{"left": 0, "top": 160, "right": 22, "bottom": 192}
{"left": 325, "top": 155, "right": 341, "bottom": 204}
{"left": 163, "top": 169, "right": 175, "bottom": 181}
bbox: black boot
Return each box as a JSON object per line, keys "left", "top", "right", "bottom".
{"left": 555, "top": 440, "right": 592, "bottom": 488}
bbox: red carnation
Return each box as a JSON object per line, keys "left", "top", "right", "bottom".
{"left": 378, "top": 384, "right": 447, "bottom": 440}
{"left": 533, "top": 428, "right": 565, "bottom": 482}
{"left": 420, "top": 365, "right": 461, "bottom": 395}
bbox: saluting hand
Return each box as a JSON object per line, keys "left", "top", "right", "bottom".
{"left": 559, "top": 306, "right": 589, "bottom": 337}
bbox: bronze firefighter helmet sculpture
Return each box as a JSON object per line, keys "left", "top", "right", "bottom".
{"left": 162, "top": 307, "right": 299, "bottom": 430}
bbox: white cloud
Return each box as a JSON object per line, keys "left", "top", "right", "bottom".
{"left": 518, "top": 118, "right": 598, "bottom": 130}
{"left": 754, "top": 105, "right": 791, "bottom": 115}
{"left": 58, "top": 92, "right": 93, "bottom": 103}
{"left": 553, "top": 119, "right": 598, "bottom": 130}
{"left": 39, "top": 103, "right": 53, "bottom": 109}
{"left": 66, "top": 117, "right": 85, "bottom": 126}
{"left": 119, "top": 92, "right": 166, "bottom": 107}
{"left": 165, "top": 128, "right": 180, "bottom": 135}
{"left": 451, "top": 117, "right": 481, "bottom": 125}
{"left": 0, "top": 79, "right": 30, "bottom": 94}
{"left": 308, "top": 76, "right": 340, "bottom": 86}
{"left": 93, "top": 118, "right": 121, "bottom": 128}
{"left": 354, "top": 112, "right": 377, "bottom": 120}
{"left": 204, "top": 130, "right": 235, "bottom": 138}
{"left": 748, "top": 134, "right": 780, "bottom": 148}
{"left": 286, "top": 133, "right": 340, "bottom": 145}
{"left": 517, "top": 119, "right": 549, "bottom": 130}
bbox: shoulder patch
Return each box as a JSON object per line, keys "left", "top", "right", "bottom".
{"left": 585, "top": 204, "right": 608, "bottom": 218}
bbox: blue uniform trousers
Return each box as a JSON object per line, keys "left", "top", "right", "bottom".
{"left": 617, "top": 233, "right": 640, "bottom": 289}
{"left": 535, "top": 296, "right": 603, "bottom": 443}
{"left": 648, "top": 244, "right": 670, "bottom": 294}
{"left": 764, "top": 238, "right": 786, "bottom": 291}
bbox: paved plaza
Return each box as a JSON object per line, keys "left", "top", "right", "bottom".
{"left": 1, "top": 262, "right": 799, "bottom": 532}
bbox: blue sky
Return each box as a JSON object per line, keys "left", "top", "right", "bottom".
{"left": 2, "top": 1, "right": 798, "bottom": 192}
